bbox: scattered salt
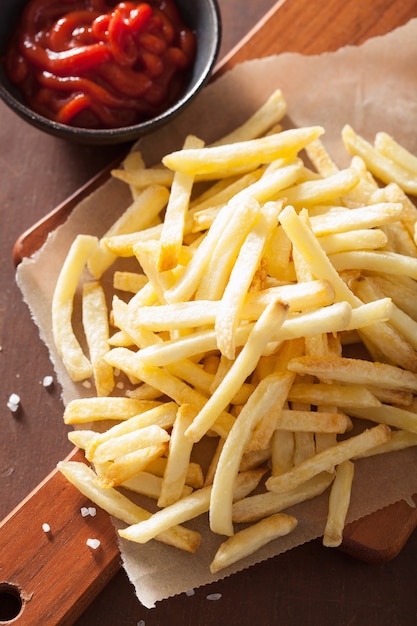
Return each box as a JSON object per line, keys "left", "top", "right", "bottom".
{"left": 86, "top": 538, "right": 101, "bottom": 550}
{"left": 116, "top": 382, "right": 125, "bottom": 390}
{"left": 206, "top": 593, "right": 222, "bottom": 601}
{"left": 81, "top": 506, "right": 97, "bottom": 517}
{"left": 137, "top": 621, "right": 146, "bottom": 626}
{"left": 185, "top": 589, "right": 195, "bottom": 597}
{"left": 42, "top": 523, "right": 51, "bottom": 533}
{"left": 82, "top": 380, "right": 92, "bottom": 389}
{"left": 42, "top": 375, "right": 54, "bottom": 388}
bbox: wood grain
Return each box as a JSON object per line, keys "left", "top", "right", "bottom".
{"left": 2, "top": 1, "right": 417, "bottom": 625}
{"left": 0, "top": 450, "right": 120, "bottom": 626}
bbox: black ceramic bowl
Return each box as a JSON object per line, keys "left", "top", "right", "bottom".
{"left": 0, "top": 0, "right": 221, "bottom": 145}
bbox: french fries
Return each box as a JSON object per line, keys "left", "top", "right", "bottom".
{"left": 51, "top": 89, "right": 417, "bottom": 577}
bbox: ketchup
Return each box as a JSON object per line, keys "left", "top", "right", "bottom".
{"left": 5, "top": 0, "right": 196, "bottom": 128}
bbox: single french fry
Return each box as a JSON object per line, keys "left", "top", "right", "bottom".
{"left": 287, "top": 382, "right": 381, "bottom": 409}
{"left": 209, "top": 373, "right": 293, "bottom": 536}
{"left": 277, "top": 409, "right": 352, "bottom": 433}
{"left": 347, "top": 404, "right": 417, "bottom": 435}
{"left": 330, "top": 249, "right": 417, "bottom": 280}
{"left": 288, "top": 355, "right": 417, "bottom": 393}
{"left": 323, "top": 460, "right": 355, "bottom": 547}
{"left": 210, "top": 513, "right": 298, "bottom": 574}
{"left": 162, "top": 126, "right": 324, "bottom": 176}
{"left": 309, "top": 202, "right": 404, "bottom": 236}
{"left": 82, "top": 281, "right": 114, "bottom": 396}
{"left": 52, "top": 234, "right": 98, "bottom": 381}
{"left": 355, "top": 429, "right": 417, "bottom": 458}
{"left": 63, "top": 397, "right": 160, "bottom": 424}
{"left": 157, "top": 135, "right": 204, "bottom": 272}
{"left": 318, "top": 229, "right": 388, "bottom": 254}
{"left": 158, "top": 404, "right": 196, "bottom": 507}
{"left": 210, "top": 89, "right": 287, "bottom": 146}
{"left": 276, "top": 166, "right": 360, "bottom": 207}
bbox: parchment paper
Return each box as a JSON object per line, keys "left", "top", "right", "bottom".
{"left": 16, "top": 18, "right": 417, "bottom": 608}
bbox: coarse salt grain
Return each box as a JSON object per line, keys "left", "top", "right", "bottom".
{"left": 86, "top": 538, "right": 101, "bottom": 550}
{"left": 7, "top": 393, "right": 20, "bottom": 412}
{"left": 82, "top": 380, "right": 92, "bottom": 389}
{"left": 42, "top": 523, "right": 51, "bottom": 533}
{"left": 42, "top": 375, "right": 54, "bottom": 388}
{"left": 81, "top": 506, "right": 97, "bottom": 517}
{"left": 137, "top": 621, "right": 146, "bottom": 626}
{"left": 185, "top": 589, "right": 195, "bottom": 597}
{"left": 206, "top": 593, "right": 222, "bottom": 601}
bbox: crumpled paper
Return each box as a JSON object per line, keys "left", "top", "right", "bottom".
{"left": 16, "top": 18, "right": 417, "bottom": 609}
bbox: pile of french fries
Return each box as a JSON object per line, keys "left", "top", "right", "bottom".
{"left": 54, "top": 89, "right": 417, "bottom": 574}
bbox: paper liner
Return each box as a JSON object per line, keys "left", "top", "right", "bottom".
{"left": 16, "top": 18, "right": 417, "bottom": 608}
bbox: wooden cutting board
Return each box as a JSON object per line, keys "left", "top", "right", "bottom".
{"left": 4, "top": 1, "right": 417, "bottom": 624}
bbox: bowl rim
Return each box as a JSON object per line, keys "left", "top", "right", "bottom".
{"left": 0, "top": 0, "right": 222, "bottom": 144}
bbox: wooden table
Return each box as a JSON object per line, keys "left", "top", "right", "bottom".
{"left": 1, "top": 1, "right": 417, "bottom": 624}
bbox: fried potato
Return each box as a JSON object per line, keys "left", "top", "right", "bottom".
{"left": 323, "top": 460, "right": 354, "bottom": 547}
{"left": 52, "top": 234, "right": 97, "bottom": 381}
{"left": 162, "top": 126, "right": 324, "bottom": 176}
{"left": 210, "top": 513, "right": 298, "bottom": 574}
{"left": 52, "top": 89, "right": 417, "bottom": 576}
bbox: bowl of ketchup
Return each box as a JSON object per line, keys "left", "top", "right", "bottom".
{"left": 0, "top": 0, "right": 221, "bottom": 144}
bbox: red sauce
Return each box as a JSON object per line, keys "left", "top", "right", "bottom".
{"left": 5, "top": 0, "right": 196, "bottom": 128}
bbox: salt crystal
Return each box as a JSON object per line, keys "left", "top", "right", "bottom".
{"left": 86, "top": 538, "right": 101, "bottom": 550}
{"left": 82, "top": 380, "right": 92, "bottom": 389}
{"left": 137, "top": 621, "right": 146, "bottom": 626}
{"left": 42, "top": 523, "right": 51, "bottom": 533}
{"left": 206, "top": 593, "right": 222, "bottom": 601}
{"left": 185, "top": 589, "right": 195, "bottom": 597}
{"left": 42, "top": 375, "right": 54, "bottom": 388}
{"left": 88, "top": 507, "right": 97, "bottom": 517}
{"left": 7, "top": 393, "right": 20, "bottom": 412}
{"left": 81, "top": 507, "right": 90, "bottom": 517}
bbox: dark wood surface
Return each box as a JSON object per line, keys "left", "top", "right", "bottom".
{"left": 2, "top": 1, "right": 417, "bottom": 624}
